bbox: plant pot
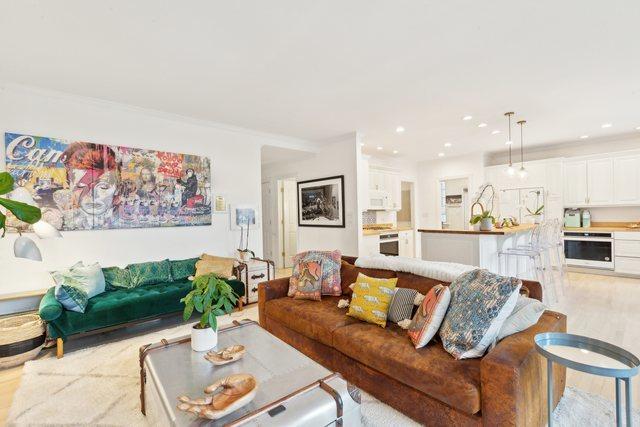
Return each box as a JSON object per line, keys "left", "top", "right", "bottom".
{"left": 191, "top": 325, "right": 218, "bottom": 352}
{"left": 532, "top": 214, "right": 543, "bottom": 224}
{"left": 479, "top": 218, "right": 494, "bottom": 231}
{"left": 236, "top": 250, "right": 252, "bottom": 263}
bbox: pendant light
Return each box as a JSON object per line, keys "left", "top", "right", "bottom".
{"left": 504, "top": 112, "right": 515, "bottom": 176}
{"left": 517, "top": 120, "right": 528, "bottom": 179}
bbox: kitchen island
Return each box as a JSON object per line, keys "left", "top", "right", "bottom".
{"left": 418, "top": 224, "right": 535, "bottom": 274}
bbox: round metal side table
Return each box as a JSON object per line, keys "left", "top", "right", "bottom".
{"left": 535, "top": 332, "right": 640, "bottom": 427}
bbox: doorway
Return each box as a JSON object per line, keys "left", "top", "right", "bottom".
{"left": 439, "top": 177, "right": 469, "bottom": 230}
{"left": 277, "top": 178, "right": 298, "bottom": 268}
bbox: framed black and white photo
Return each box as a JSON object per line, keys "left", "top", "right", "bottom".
{"left": 297, "top": 175, "right": 345, "bottom": 228}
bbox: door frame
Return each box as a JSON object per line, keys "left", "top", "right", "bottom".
{"left": 277, "top": 178, "right": 298, "bottom": 268}
{"left": 437, "top": 174, "right": 472, "bottom": 229}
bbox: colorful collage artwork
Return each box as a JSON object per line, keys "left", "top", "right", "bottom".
{"left": 4, "top": 132, "right": 212, "bottom": 231}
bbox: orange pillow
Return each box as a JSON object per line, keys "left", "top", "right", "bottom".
{"left": 292, "top": 261, "right": 323, "bottom": 301}
{"left": 407, "top": 285, "right": 451, "bottom": 348}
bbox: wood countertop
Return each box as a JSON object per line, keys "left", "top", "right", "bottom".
{"left": 564, "top": 221, "right": 640, "bottom": 233}
{"left": 362, "top": 226, "right": 413, "bottom": 236}
{"left": 418, "top": 224, "right": 536, "bottom": 236}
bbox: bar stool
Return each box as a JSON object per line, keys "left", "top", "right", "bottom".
{"left": 498, "top": 222, "right": 558, "bottom": 304}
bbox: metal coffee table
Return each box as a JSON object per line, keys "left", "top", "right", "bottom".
{"left": 139, "top": 320, "right": 360, "bottom": 426}
{"left": 535, "top": 332, "right": 640, "bottom": 427}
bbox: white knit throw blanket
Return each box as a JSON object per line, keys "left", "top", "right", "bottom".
{"left": 354, "top": 256, "right": 476, "bottom": 283}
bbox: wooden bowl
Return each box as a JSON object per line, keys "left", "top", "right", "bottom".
{"left": 204, "top": 345, "right": 246, "bottom": 366}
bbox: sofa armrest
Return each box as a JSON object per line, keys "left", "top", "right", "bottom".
{"left": 480, "top": 310, "right": 567, "bottom": 427}
{"left": 39, "top": 287, "right": 63, "bottom": 322}
{"left": 522, "top": 279, "right": 543, "bottom": 302}
{"left": 258, "top": 277, "right": 290, "bottom": 326}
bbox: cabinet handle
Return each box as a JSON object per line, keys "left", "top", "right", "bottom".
{"left": 251, "top": 273, "right": 265, "bottom": 280}
{"left": 251, "top": 286, "right": 258, "bottom": 293}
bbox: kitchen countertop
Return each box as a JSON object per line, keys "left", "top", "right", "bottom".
{"left": 418, "top": 224, "right": 536, "bottom": 236}
{"left": 362, "top": 226, "right": 413, "bottom": 236}
{"left": 564, "top": 221, "right": 640, "bottom": 233}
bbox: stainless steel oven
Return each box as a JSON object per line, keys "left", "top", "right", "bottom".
{"left": 563, "top": 231, "right": 614, "bottom": 270}
{"left": 379, "top": 233, "right": 399, "bottom": 256}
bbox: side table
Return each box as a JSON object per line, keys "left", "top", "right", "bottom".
{"left": 236, "top": 257, "right": 275, "bottom": 304}
{"left": 535, "top": 332, "right": 640, "bottom": 427}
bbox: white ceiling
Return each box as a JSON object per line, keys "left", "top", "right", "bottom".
{"left": 1, "top": 1, "right": 639, "bottom": 161}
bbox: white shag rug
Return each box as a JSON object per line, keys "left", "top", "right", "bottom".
{"left": 7, "top": 306, "right": 639, "bottom": 426}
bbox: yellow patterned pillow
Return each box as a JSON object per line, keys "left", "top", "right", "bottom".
{"left": 347, "top": 273, "right": 398, "bottom": 327}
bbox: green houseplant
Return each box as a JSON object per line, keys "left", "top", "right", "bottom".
{"left": 526, "top": 204, "right": 544, "bottom": 224}
{"left": 0, "top": 172, "right": 41, "bottom": 236}
{"left": 181, "top": 274, "right": 239, "bottom": 351}
{"left": 470, "top": 210, "right": 495, "bottom": 231}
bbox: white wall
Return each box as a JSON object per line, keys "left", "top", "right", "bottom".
{"left": 417, "top": 153, "right": 485, "bottom": 229}
{"left": 262, "top": 134, "right": 361, "bottom": 257}
{"left": 0, "top": 84, "right": 306, "bottom": 297}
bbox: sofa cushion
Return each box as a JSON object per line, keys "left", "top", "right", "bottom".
{"left": 332, "top": 321, "right": 482, "bottom": 415}
{"left": 263, "top": 296, "right": 359, "bottom": 346}
{"left": 340, "top": 261, "right": 397, "bottom": 296}
{"left": 170, "top": 257, "right": 199, "bottom": 281}
{"left": 289, "top": 250, "right": 342, "bottom": 297}
{"left": 347, "top": 273, "right": 397, "bottom": 327}
{"left": 127, "top": 259, "right": 172, "bottom": 287}
{"left": 102, "top": 266, "right": 134, "bottom": 290}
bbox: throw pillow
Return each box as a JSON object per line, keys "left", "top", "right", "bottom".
{"left": 170, "top": 257, "right": 199, "bottom": 281}
{"left": 407, "top": 284, "right": 451, "bottom": 348}
{"left": 53, "top": 262, "right": 106, "bottom": 313}
{"left": 387, "top": 288, "right": 419, "bottom": 323}
{"left": 439, "top": 269, "right": 521, "bottom": 359}
{"left": 194, "top": 255, "right": 236, "bottom": 279}
{"left": 289, "top": 250, "right": 342, "bottom": 297}
{"left": 292, "top": 260, "right": 323, "bottom": 301}
{"left": 102, "top": 266, "right": 133, "bottom": 290}
{"left": 127, "top": 259, "right": 172, "bottom": 287}
{"left": 347, "top": 273, "right": 397, "bottom": 327}
{"left": 497, "top": 295, "right": 546, "bottom": 341}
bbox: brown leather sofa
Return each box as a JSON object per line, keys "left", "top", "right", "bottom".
{"left": 258, "top": 256, "right": 566, "bottom": 426}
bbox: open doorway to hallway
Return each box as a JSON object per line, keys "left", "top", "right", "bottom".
{"left": 277, "top": 178, "right": 298, "bottom": 268}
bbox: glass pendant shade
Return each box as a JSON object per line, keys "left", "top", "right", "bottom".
{"left": 518, "top": 166, "right": 528, "bottom": 179}
{"left": 14, "top": 236, "right": 43, "bottom": 261}
{"left": 506, "top": 165, "right": 516, "bottom": 176}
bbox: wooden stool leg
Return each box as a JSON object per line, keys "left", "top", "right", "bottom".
{"left": 238, "top": 298, "right": 244, "bottom": 311}
{"left": 56, "top": 338, "right": 64, "bottom": 359}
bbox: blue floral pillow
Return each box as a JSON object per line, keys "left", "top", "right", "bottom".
{"left": 439, "top": 269, "right": 521, "bottom": 359}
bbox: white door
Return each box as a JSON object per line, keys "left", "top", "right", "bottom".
{"left": 563, "top": 160, "right": 588, "bottom": 206}
{"left": 261, "top": 181, "right": 274, "bottom": 261}
{"left": 587, "top": 158, "right": 614, "bottom": 205}
{"left": 281, "top": 180, "right": 298, "bottom": 268}
{"left": 613, "top": 155, "right": 640, "bottom": 204}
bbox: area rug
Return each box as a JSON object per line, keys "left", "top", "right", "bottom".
{"left": 7, "top": 306, "right": 639, "bottom": 426}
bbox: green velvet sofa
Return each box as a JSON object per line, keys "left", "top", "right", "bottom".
{"left": 38, "top": 258, "right": 245, "bottom": 358}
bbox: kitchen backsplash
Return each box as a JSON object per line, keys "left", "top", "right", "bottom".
{"left": 362, "top": 211, "right": 377, "bottom": 225}
{"left": 363, "top": 210, "right": 397, "bottom": 225}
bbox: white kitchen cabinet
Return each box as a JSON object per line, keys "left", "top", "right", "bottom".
{"left": 586, "top": 158, "right": 614, "bottom": 205}
{"left": 563, "top": 160, "right": 588, "bottom": 206}
{"left": 385, "top": 172, "right": 401, "bottom": 209}
{"left": 398, "top": 230, "right": 414, "bottom": 258}
{"left": 361, "top": 234, "right": 380, "bottom": 257}
{"left": 613, "top": 155, "right": 640, "bottom": 204}
{"left": 368, "top": 168, "right": 401, "bottom": 210}
{"left": 369, "top": 170, "right": 385, "bottom": 192}
{"left": 614, "top": 232, "right": 640, "bottom": 276}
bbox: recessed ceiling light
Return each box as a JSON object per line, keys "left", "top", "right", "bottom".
{"left": 376, "top": 146, "right": 383, "bottom": 150}
{"left": 478, "top": 123, "right": 488, "bottom": 128}
{"left": 444, "top": 142, "right": 452, "bottom": 148}
{"left": 601, "top": 123, "right": 612, "bottom": 128}
{"left": 396, "top": 126, "right": 405, "bottom": 133}
{"left": 579, "top": 135, "right": 589, "bottom": 139}
{"left": 462, "top": 115, "right": 473, "bottom": 121}
{"left": 393, "top": 150, "right": 399, "bottom": 154}
{"left": 491, "top": 130, "right": 501, "bottom": 135}
{"left": 438, "top": 152, "right": 445, "bottom": 157}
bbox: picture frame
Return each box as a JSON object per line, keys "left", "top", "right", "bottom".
{"left": 229, "top": 204, "right": 260, "bottom": 230}
{"left": 297, "top": 175, "right": 345, "bottom": 228}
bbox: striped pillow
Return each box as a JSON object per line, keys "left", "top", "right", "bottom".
{"left": 387, "top": 288, "right": 419, "bottom": 323}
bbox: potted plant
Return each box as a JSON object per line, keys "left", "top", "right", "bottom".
{"left": 470, "top": 211, "right": 495, "bottom": 231}
{"left": 236, "top": 222, "right": 255, "bottom": 262}
{"left": 526, "top": 205, "right": 544, "bottom": 224}
{"left": 181, "top": 274, "right": 239, "bottom": 352}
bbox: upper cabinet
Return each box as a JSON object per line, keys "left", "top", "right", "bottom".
{"left": 368, "top": 167, "right": 401, "bottom": 210}
{"left": 613, "top": 154, "right": 640, "bottom": 204}
{"left": 562, "top": 152, "right": 640, "bottom": 207}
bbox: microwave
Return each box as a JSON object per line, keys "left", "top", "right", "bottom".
{"left": 563, "top": 231, "right": 614, "bottom": 270}
{"left": 369, "top": 190, "right": 391, "bottom": 210}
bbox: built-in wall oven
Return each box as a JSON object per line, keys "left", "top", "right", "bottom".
{"left": 563, "top": 231, "right": 614, "bottom": 270}
{"left": 379, "top": 233, "right": 399, "bottom": 256}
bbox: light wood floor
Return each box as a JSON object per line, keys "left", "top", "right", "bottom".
{"left": 1, "top": 271, "right": 638, "bottom": 424}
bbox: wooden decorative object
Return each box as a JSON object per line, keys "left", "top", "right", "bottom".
{"left": 204, "top": 345, "right": 246, "bottom": 365}
{"left": 177, "top": 373, "right": 258, "bottom": 420}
